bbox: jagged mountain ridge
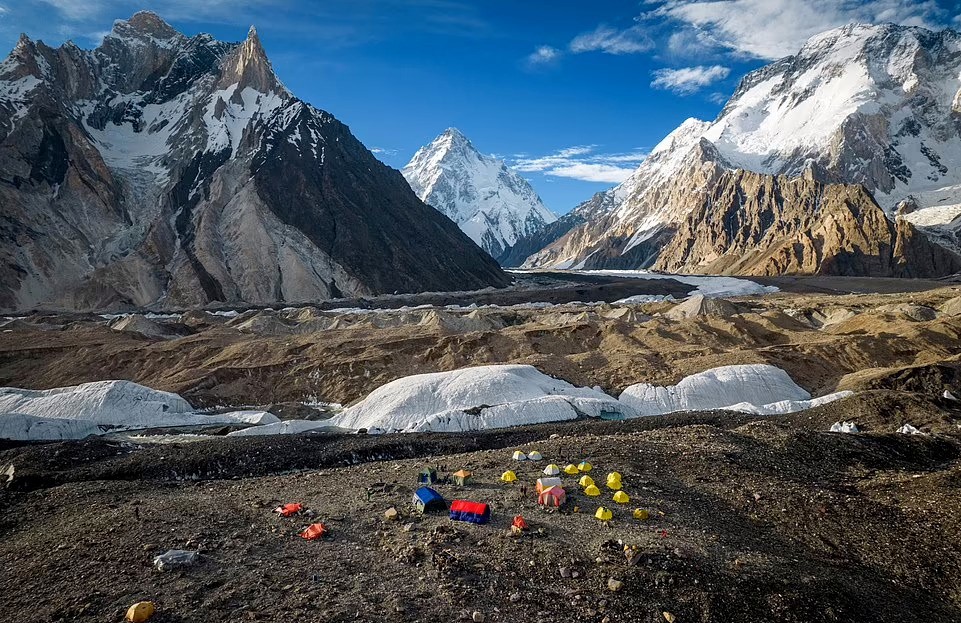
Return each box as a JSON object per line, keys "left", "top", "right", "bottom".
{"left": 514, "top": 23, "right": 961, "bottom": 276}
{"left": 0, "top": 12, "right": 507, "bottom": 312}
{"left": 402, "top": 128, "right": 556, "bottom": 258}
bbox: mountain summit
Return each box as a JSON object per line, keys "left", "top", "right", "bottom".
{"left": 0, "top": 13, "right": 506, "bottom": 312}
{"left": 514, "top": 22, "right": 961, "bottom": 277}
{"left": 403, "top": 128, "right": 556, "bottom": 259}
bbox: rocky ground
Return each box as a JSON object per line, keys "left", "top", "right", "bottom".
{"left": 1, "top": 395, "right": 960, "bottom": 623}
{"left": 3, "top": 272, "right": 961, "bottom": 622}
{"left": 2, "top": 273, "right": 960, "bottom": 409}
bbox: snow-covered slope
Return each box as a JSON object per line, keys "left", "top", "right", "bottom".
{"left": 329, "top": 364, "right": 629, "bottom": 433}
{"left": 619, "top": 364, "right": 850, "bottom": 416}
{"left": 0, "top": 13, "right": 506, "bottom": 312}
{"left": 323, "top": 363, "right": 848, "bottom": 435}
{"left": 517, "top": 23, "right": 961, "bottom": 275}
{"left": 403, "top": 128, "right": 556, "bottom": 258}
{"left": 0, "top": 380, "right": 280, "bottom": 440}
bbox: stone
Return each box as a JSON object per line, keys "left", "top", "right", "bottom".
{"left": 384, "top": 507, "right": 399, "bottom": 521}
{"left": 607, "top": 578, "right": 624, "bottom": 592}
{"left": 472, "top": 611, "right": 485, "bottom": 622}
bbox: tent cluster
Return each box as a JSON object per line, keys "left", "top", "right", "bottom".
{"left": 512, "top": 449, "right": 543, "bottom": 461}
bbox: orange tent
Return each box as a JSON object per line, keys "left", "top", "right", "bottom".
{"left": 300, "top": 523, "right": 328, "bottom": 540}
{"left": 275, "top": 503, "right": 303, "bottom": 517}
{"left": 512, "top": 515, "right": 529, "bottom": 530}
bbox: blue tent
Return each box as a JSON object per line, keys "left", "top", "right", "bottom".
{"left": 412, "top": 487, "right": 446, "bottom": 513}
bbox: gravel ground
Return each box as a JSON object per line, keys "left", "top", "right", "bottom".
{"left": 2, "top": 396, "right": 960, "bottom": 623}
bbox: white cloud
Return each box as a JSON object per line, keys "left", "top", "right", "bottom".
{"left": 526, "top": 45, "right": 561, "bottom": 66}
{"left": 544, "top": 163, "right": 639, "bottom": 183}
{"left": 650, "top": 64, "right": 730, "bottom": 94}
{"left": 569, "top": 23, "right": 654, "bottom": 55}
{"left": 649, "top": 0, "right": 951, "bottom": 60}
{"left": 370, "top": 147, "right": 397, "bottom": 156}
{"left": 512, "top": 146, "right": 647, "bottom": 184}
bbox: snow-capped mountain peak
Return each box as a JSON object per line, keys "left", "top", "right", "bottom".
{"left": 403, "top": 127, "right": 556, "bottom": 259}
{"left": 516, "top": 22, "right": 961, "bottom": 277}
{"left": 0, "top": 14, "right": 507, "bottom": 311}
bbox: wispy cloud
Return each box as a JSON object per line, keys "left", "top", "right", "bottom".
{"left": 370, "top": 147, "right": 398, "bottom": 156}
{"left": 648, "top": 0, "right": 952, "bottom": 60}
{"left": 525, "top": 45, "right": 561, "bottom": 68}
{"left": 569, "top": 23, "right": 654, "bottom": 55}
{"left": 512, "top": 145, "right": 647, "bottom": 183}
{"left": 651, "top": 64, "right": 730, "bottom": 94}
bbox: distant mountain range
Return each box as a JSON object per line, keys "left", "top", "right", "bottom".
{"left": 507, "top": 23, "right": 961, "bottom": 278}
{"left": 0, "top": 12, "right": 507, "bottom": 312}
{"left": 402, "top": 128, "right": 556, "bottom": 259}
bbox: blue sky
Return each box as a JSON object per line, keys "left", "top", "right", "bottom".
{"left": 1, "top": 1, "right": 959, "bottom": 213}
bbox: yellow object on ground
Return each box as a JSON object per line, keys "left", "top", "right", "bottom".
{"left": 564, "top": 464, "right": 579, "bottom": 475}
{"left": 578, "top": 475, "right": 595, "bottom": 488}
{"left": 595, "top": 507, "right": 612, "bottom": 521}
{"left": 606, "top": 472, "right": 622, "bottom": 490}
{"left": 584, "top": 484, "right": 601, "bottom": 496}
{"left": 512, "top": 450, "right": 527, "bottom": 461}
{"left": 577, "top": 461, "right": 593, "bottom": 472}
{"left": 126, "top": 601, "right": 155, "bottom": 623}
{"left": 613, "top": 490, "right": 630, "bottom": 504}
{"left": 500, "top": 470, "right": 517, "bottom": 483}
{"left": 543, "top": 463, "right": 560, "bottom": 476}
{"left": 607, "top": 472, "right": 622, "bottom": 482}
{"left": 633, "top": 508, "right": 650, "bottom": 520}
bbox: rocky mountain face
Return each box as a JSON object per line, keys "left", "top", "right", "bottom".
{"left": 0, "top": 13, "right": 507, "bottom": 312}
{"left": 402, "top": 128, "right": 556, "bottom": 259}
{"left": 515, "top": 23, "right": 961, "bottom": 276}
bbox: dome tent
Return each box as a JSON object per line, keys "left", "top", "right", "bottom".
{"left": 584, "top": 484, "right": 601, "bottom": 497}
{"left": 453, "top": 469, "right": 472, "bottom": 486}
{"left": 512, "top": 450, "right": 527, "bottom": 461}
{"left": 501, "top": 470, "right": 518, "bottom": 483}
{"left": 528, "top": 450, "right": 544, "bottom": 461}
{"left": 613, "top": 490, "right": 630, "bottom": 504}
{"left": 543, "top": 464, "right": 560, "bottom": 476}
{"left": 412, "top": 487, "right": 446, "bottom": 513}
{"left": 578, "top": 461, "right": 592, "bottom": 472}
{"left": 536, "top": 477, "right": 562, "bottom": 493}
{"left": 564, "top": 464, "right": 579, "bottom": 475}
{"left": 578, "top": 475, "right": 595, "bottom": 488}
{"left": 418, "top": 467, "right": 439, "bottom": 485}
{"left": 595, "top": 507, "right": 612, "bottom": 521}
{"left": 538, "top": 486, "right": 567, "bottom": 507}
{"left": 606, "top": 472, "right": 622, "bottom": 490}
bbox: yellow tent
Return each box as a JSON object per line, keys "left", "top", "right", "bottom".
{"left": 500, "top": 470, "right": 517, "bottom": 483}
{"left": 543, "top": 463, "right": 561, "bottom": 476}
{"left": 512, "top": 450, "right": 527, "bottom": 461}
{"left": 594, "top": 507, "right": 612, "bottom": 521}
{"left": 563, "top": 464, "right": 579, "bottom": 475}
{"left": 613, "top": 490, "right": 630, "bottom": 504}
{"left": 633, "top": 508, "right": 650, "bottom": 520}
{"left": 606, "top": 472, "right": 622, "bottom": 490}
{"left": 577, "top": 461, "right": 593, "bottom": 472}
{"left": 578, "top": 475, "right": 595, "bottom": 488}
{"left": 584, "top": 484, "right": 601, "bottom": 496}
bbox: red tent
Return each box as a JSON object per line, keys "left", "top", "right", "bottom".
{"left": 450, "top": 500, "right": 491, "bottom": 524}
{"left": 300, "top": 523, "right": 328, "bottom": 540}
{"left": 275, "top": 503, "right": 303, "bottom": 517}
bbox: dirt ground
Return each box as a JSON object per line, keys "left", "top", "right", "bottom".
{"left": 1, "top": 396, "right": 960, "bottom": 623}
{"left": 2, "top": 277, "right": 960, "bottom": 409}
{"left": 3, "top": 274, "right": 961, "bottom": 622}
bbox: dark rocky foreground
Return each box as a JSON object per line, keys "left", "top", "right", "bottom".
{"left": 1, "top": 393, "right": 960, "bottom": 623}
